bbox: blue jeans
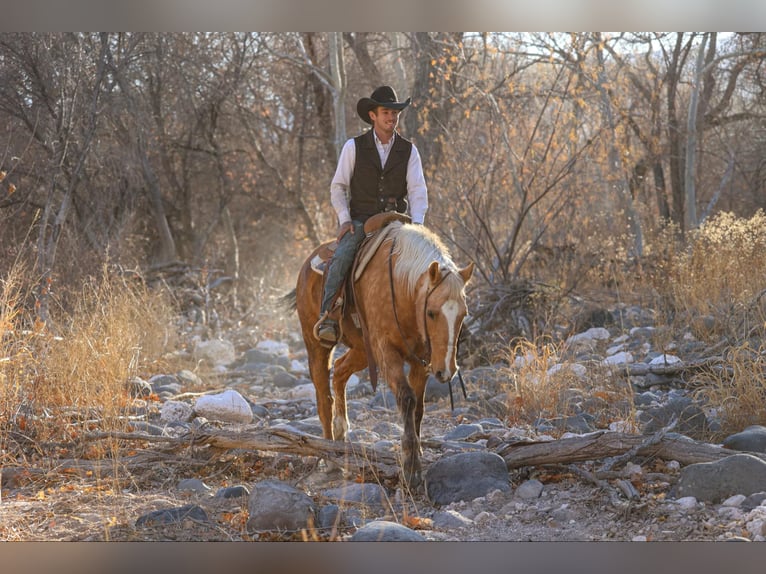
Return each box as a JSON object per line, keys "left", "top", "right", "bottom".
{"left": 320, "top": 220, "right": 366, "bottom": 314}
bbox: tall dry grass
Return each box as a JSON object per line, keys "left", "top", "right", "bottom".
{"left": 501, "top": 339, "right": 636, "bottom": 434}
{"left": 692, "top": 342, "right": 766, "bottom": 438}
{"left": 655, "top": 210, "right": 766, "bottom": 340}
{"left": 1, "top": 264, "right": 176, "bottom": 460}
{"left": 648, "top": 211, "right": 766, "bottom": 437}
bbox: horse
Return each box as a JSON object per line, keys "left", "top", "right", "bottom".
{"left": 283, "top": 219, "right": 474, "bottom": 488}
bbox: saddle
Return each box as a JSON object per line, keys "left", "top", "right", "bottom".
{"left": 310, "top": 212, "right": 411, "bottom": 277}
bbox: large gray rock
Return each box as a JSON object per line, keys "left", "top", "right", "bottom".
{"left": 674, "top": 454, "right": 766, "bottom": 502}
{"left": 723, "top": 425, "right": 766, "bottom": 454}
{"left": 247, "top": 480, "right": 316, "bottom": 532}
{"left": 642, "top": 396, "right": 710, "bottom": 437}
{"left": 425, "top": 451, "right": 510, "bottom": 506}
{"left": 349, "top": 520, "right": 426, "bottom": 541}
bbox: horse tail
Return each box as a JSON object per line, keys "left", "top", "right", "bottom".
{"left": 276, "top": 288, "right": 298, "bottom": 313}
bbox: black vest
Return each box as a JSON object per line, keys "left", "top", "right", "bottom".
{"left": 349, "top": 130, "right": 413, "bottom": 222}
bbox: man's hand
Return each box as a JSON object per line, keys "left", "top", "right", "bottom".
{"left": 337, "top": 221, "right": 354, "bottom": 241}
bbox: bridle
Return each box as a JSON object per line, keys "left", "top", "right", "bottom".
{"left": 388, "top": 237, "right": 468, "bottom": 409}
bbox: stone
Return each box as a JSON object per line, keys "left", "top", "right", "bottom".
{"left": 723, "top": 425, "right": 766, "bottom": 454}
{"left": 247, "top": 480, "right": 316, "bottom": 532}
{"left": 674, "top": 454, "right": 766, "bottom": 503}
{"left": 194, "top": 389, "right": 253, "bottom": 424}
{"left": 349, "top": 520, "right": 426, "bottom": 542}
{"left": 443, "top": 423, "right": 484, "bottom": 441}
{"left": 160, "top": 400, "right": 194, "bottom": 423}
{"left": 177, "top": 478, "right": 211, "bottom": 494}
{"left": 425, "top": 451, "right": 511, "bottom": 506}
{"left": 515, "top": 479, "right": 544, "bottom": 500}
{"left": 136, "top": 504, "right": 209, "bottom": 527}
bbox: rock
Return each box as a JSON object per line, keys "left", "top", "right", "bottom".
{"left": 288, "top": 383, "right": 316, "bottom": 400}
{"left": 349, "top": 520, "right": 426, "bottom": 542}
{"left": 424, "top": 375, "right": 452, "bottom": 401}
{"left": 643, "top": 396, "right": 710, "bottom": 437}
{"left": 425, "top": 452, "right": 511, "bottom": 506}
{"left": 177, "top": 478, "right": 211, "bottom": 494}
{"left": 323, "top": 482, "right": 388, "bottom": 507}
{"left": 551, "top": 414, "right": 596, "bottom": 434}
{"left": 566, "top": 327, "right": 611, "bottom": 345}
{"left": 432, "top": 509, "right": 474, "bottom": 529}
{"left": 742, "top": 492, "right": 766, "bottom": 511}
{"left": 674, "top": 496, "right": 698, "bottom": 510}
{"left": 194, "top": 389, "right": 253, "bottom": 424}
{"left": 515, "top": 479, "right": 544, "bottom": 500}
{"left": 649, "top": 354, "right": 683, "bottom": 366}
{"left": 370, "top": 388, "right": 397, "bottom": 409}
{"left": 674, "top": 454, "right": 766, "bottom": 502}
{"left": 317, "top": 504, "right": 342, "bottom": 530}
{"left": 247, "top": 480, "right": 316, "bottom": 532}
{"left": 136, "top": 504, "right": 209, "bottom": 527}
{"left": 723, "top": 425, "right": 766, "bottom": 454}
{"left": 602, "top": 351, "right": 634, "bottom": 366}
{"left": 176, "top": 369, "right": 203, "bottom": 387}
{"left": 149, "top": 374, "right": 183, "bottom": 395}
{"left": 255, "top": 339, "right": 290, "bottom": 357}
{"left": 215, "top": 485, "right": 250, "bottom": 499}
{"left": 271, "top": 370, "right": 298, "bottom": 388}
{"left": 160, "top": 400, "right": 194, "bottom": 423}
{"left": 193, "top": 338, "right": 236, "bottom": 367}
{"left": 289, "top": 417, "right": 324, "bottom": 436}
{"left": 443, "top": 424, "right": 483, "bottom": 441}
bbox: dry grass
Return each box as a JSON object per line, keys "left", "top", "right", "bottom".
{"left": 692, "top": 342, "right": 766, "bottom": 439}
{"left": 500, "top": 339, "right": 636, "bottom": 434}
{"left": 1, "top": 265, "right": 176, "bottom": 457}
{"left": 654, "top": 210, "right": 766, "bottom": 341}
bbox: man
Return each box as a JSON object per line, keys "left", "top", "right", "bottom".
{"left": 314, "top": 85, "right": 428, "bottom": 344}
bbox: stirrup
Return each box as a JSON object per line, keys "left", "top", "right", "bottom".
{"left": 313, "top": 312, "right": 339, "bottom": 345}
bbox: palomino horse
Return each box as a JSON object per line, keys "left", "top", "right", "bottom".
{"left": 284, "top": 219, "right": 474, "bottom": 488}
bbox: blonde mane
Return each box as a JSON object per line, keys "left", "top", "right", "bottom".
{"left": 390, "top": 223, "right": 464, "bottom": 298}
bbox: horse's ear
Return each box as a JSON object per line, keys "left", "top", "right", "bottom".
{"left": 428, "top": 261, "right": 441, "bottom": 286}
{"left": 458, "top": 262, "right": 475, "bottom": 284}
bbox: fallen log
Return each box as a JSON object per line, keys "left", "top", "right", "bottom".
{"left": 82, "top": 426, "right": 403, "bottom": 479}
{"left": 493, "top": 430, "right": 766, "bottom": 469}
{"left": 189, "top": 427, "right": 402, "bottom": 478}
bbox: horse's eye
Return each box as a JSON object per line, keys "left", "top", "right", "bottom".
{"left": 427, "top": 310, "right": 436, "bottom": 320}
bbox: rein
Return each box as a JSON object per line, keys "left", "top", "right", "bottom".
{"left": 388, "top": 236, "right": 468, "bottom": 409}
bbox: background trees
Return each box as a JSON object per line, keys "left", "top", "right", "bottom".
{"left": 1, "top": 32, "right": 764, "bottom": 331}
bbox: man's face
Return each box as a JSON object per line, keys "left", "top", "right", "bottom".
{"left": 369, "top": 106, "right": 400, "bottom": 136}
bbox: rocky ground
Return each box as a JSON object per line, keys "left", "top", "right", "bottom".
{"left": 2, "top": 304, "right": 766, "bottom": 543}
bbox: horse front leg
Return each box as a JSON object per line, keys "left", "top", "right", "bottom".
{"left": 388, "top": 361, "right": 422, "bottom": 489}
{"left": 408, "top": 360, "right": 429, "bottom": 446}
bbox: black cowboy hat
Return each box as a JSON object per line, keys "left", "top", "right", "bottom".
{"left": 356, "top": 86, "right": 411, "bottom": 125}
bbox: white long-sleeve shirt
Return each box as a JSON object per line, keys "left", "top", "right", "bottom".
{"left": 330, "top": 131, "right": 428, "bottom": 225}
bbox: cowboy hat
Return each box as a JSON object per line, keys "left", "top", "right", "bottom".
{"left": 356, "top": 86, "right": 411, "bottom": 124}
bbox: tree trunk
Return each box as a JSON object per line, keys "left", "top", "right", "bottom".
{"left": 328, "top": 32, "right": 347, "bottom": 159}
{"left": 684, "top": 33, "right": 710, "bottom": 231}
